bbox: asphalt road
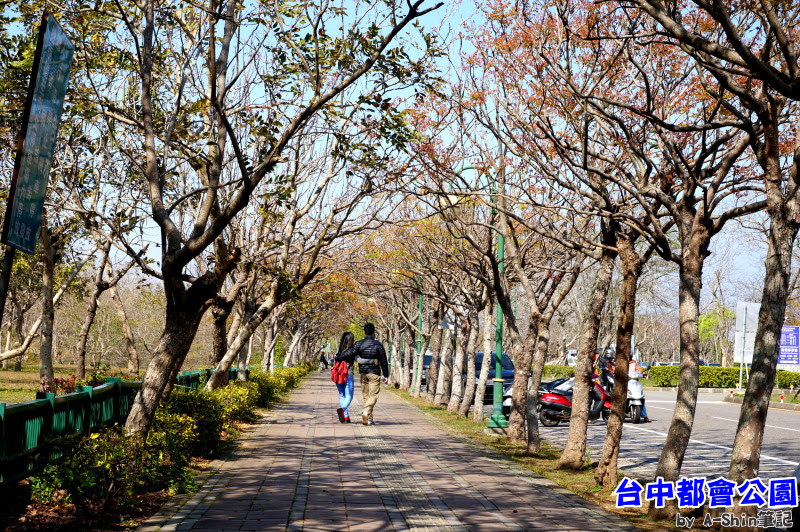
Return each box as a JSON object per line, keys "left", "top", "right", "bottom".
{"left": 536, "top": 391, "right": 800, "bottom": 481}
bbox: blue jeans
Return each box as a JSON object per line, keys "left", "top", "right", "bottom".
{"left": 336, "top": 376, "right": 354, "bottom": 418}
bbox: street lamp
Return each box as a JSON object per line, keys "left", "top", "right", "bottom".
{"left": 456, "top": 165, "right": 507, "bottom": 430}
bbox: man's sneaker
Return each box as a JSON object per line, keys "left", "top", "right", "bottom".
{"left": 344, "top": 417, "right": 351, "bottom": 423}
{"left": 336, "top": 408, "right": 345, "bottom": 423}
{"left": 361, "top": 412, "right": 369, "bottom": 425}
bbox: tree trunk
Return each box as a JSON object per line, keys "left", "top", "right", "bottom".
{"left": 559, "top": 247, "right": 616, "bottom": 469}
{"left": 236, "top": 307, "right": 255, "bottom": 380}
{"left": 526, "top": 319, "right": 550, "bottom": 454}
{"left": 125, "top": 276, "right": 215, "bottom": 435}
{"left": 75, "top": 290, "right": 101, "bottom": 381}
{"left": 110, "top": 286, "right": 139, "bottom": 375}
{"left": 459, "top": 314, "right": 479, "bottom": 417}
{"left": 1, "top": 329, "right": 9, "bottom": 370}
{"left": 39, "top": 226, "right": 56, "bottom": 392}
{"left": 238, "top": 334, "right": 253, "bottom": 380}
{"left": 507, "top": 330, "right": 537, "bottom": 442}
{"left": 412, "top": 332, "right": 433, "bottom": 397}
{"left": 473, "top": 300, "right": 495, "bottom": 422}
{"left": 76, "top": 239, "right": 112, "bottom": 380}
{"left": 284, "top": 325, "right": 307, "bottom": 367}
{"left": 210, "top": 299, "right": 234, "bottom": 365}
{"left": 426, "top": 325, "right": 444, "bottom": 401}
{"left": 649, "top": 224, "right": 709, "bottom": 516}
{"left": 727, "top": 114, "right": 800, "bottom": 485}
{"left": 447, "top": 323, "right": 467, "bottom": 413}
{"left": 260, "top": 320, "right": 275, "bottom": 372}
{"left": 207, "top": 287, "right": 287, "bottom": 388}
{"left": 595, "top": 235, "right": 641, "bottom": 487}
{"left": 434, "top": 329, "right": 452, "bottom": 405}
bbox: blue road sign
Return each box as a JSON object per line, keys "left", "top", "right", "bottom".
{"left": 779, "top": 326, "right": 800, "bottom": 365}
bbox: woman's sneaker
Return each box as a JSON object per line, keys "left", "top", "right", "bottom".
{"left": 361, "top": 412, "right": 369, "bottom": 425}
{"left": 337, "top": 408, "right": 345, "bottom": 423}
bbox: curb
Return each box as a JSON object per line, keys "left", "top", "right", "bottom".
{"left": 721, "top": 395, "right": 800, "bottom": 411}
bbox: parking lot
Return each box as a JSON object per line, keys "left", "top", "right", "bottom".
{"left": 536, "top": 391, "right": 800, "bottom": 481}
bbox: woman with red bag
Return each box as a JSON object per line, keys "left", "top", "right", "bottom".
{"left": 332, "top": 332, "right": 357, "bottom": 423}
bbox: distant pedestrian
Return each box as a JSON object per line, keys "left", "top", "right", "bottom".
{"left": 350, "top": 323, "right": 389, "bottom": 425}
{"left": 319, "top": 350, "right": 329, "bottom": 370}
{"left": 332, "top": 332, "right": 356, "bottom": 423}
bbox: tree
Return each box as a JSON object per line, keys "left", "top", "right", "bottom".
{"left": 58, "top": 0, "right": 443, "bottom": 433}
{"left": 617, "top": 0, "right": 800, "bottom": 494}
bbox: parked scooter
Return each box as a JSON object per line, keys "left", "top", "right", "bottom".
{"left": 535, "top": 375, "right": 612, "bottom": 427}
{"left": 605, "top": 370, "right": 646, "bottom": 423}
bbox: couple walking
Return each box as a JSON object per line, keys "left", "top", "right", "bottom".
{"left": 332, "top": 323, "right": 388, "bottom": 425}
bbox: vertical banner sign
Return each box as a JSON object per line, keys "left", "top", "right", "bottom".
{"left": 1, "top": 12, "right": 74, "bottom": 253}
{"left": 779, "top": 326, "right": 800, "bottom": 365}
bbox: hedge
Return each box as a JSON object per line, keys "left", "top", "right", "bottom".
{"left": 541, "top": 363, "right": 800, "bottom": 389}
{"left": 648, "top": 365, "right": 800, "bottom": 389}
{"left": 542, "top": 365, "right": 575, "bottom": 378}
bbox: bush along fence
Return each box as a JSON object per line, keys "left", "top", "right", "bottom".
{"left": 0, "top": 365, "right": 298, "bottom": 488}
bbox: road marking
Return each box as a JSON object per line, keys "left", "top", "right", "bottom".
{"left": 626, "top": 426, "right": 800, "bottom": 466}
{"left": 646, "top": 400, "right": 723, "bottom": 404}
{"left": 712, "top": 416, "right": 800, "bottom": 433}
{"left": 647, "top": 406, "right": 675, "bottom": 411}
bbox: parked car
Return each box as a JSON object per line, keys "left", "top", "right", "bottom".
{"left": 419, "top": 353, "right": 433, "bottom": 385}
{"left": 474, "top": 351, "right": 515, "bottom": 404}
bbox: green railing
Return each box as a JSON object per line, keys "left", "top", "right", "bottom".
{"left": 0, "top": 365, "right": 253, "bottom": 486}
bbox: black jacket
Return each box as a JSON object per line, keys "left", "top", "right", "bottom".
{"left": 348, "top": 335, "right": 389, "bottom": 377}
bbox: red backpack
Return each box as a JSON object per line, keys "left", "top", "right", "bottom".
{"left": 331, "top": 360, "right": 348, "bottom": 384}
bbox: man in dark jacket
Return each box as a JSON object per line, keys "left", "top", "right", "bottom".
{"left": 351, "top": 323, "right": 389, "bottom": 425}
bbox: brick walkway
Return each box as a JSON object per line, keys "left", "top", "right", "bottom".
{"left": 138, "top": 373, "right": 642, "bottom": 531}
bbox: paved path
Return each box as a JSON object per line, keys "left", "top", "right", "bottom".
{"left": 138, "top": 374, "right": 641, "bottom": 531}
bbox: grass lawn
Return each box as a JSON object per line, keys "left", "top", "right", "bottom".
{"left": 391, "top": 389, "right": 677, "bottom": 532}
{"left": 0, "top": 364, "right": 82, "bottom": 404}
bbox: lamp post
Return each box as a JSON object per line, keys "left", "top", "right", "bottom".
{"left": 455, "top": 165, "right": 507, "bottom": 429}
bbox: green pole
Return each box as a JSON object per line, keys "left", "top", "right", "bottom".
{"left": 487, "top": 174, "right": 508, "bottom": 429}
{"left": 412, "top": 292, "right": 423, "bottom": 393}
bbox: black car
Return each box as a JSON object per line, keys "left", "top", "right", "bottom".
{"left": 474, "top": 352, "right": 515, "bottom": 404}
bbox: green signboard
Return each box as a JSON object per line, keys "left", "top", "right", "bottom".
{"left": 1, "top": 12, "right": 74, "bottom": 254}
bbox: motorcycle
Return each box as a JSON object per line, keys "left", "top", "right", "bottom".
{"left": 535, "top": 374, "right": 612, "bottom": 427}
{"left": 606, "top": 370, "right": 646, "bottom": 423}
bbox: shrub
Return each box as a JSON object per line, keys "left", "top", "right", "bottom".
{"left": 776, "top": 370, "right": 800, "bottom": 389}
{"left": 648, "top": 366, "right": 681, "bottom": 386}
{"left": 542, "top": 365, "right": 575, "bottom": 378}
{"left": 248, "top": 370, "right": 281, "bottom": 406}
{"left": 149, "top": 411, "right": 198, "bottom": 475}
{"left": 30, "top": 423, "right": 195, "bottom": 516}
{"left": 211, "top": 380, "right": 259, "bottom": 425}
{"left": 161, "top": 390, "right": 224, "bottom": 457}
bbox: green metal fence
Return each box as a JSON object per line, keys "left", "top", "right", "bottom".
{"left": 0, "top": 365, "right": 252, "bottom": 487}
